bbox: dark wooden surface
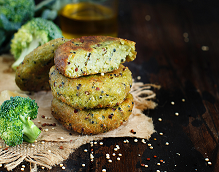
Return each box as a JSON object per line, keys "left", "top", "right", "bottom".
{"left": 1, "top": 0, "right": 219, "bottom": 171}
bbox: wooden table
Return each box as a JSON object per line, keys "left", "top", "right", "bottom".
{"left": 1, "top": 0, "right": 219, "bottom": 171}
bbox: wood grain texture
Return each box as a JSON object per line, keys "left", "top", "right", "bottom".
{"left": 1, "top": 0, "right": 219, "bottom": 171}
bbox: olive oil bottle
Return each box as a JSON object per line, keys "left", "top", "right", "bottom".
{"left": 59, "top": 2, "right": 118, "bottom": 38}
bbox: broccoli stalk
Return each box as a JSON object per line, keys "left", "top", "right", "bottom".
{"left": 10, "top": 17, "right": 63, "bottom": 70}
{"left": 19, "top": 115, "right": 41, "bottom": 143}
{"left": 0, "top": 96, "right": 41, "bottom": 147}
{"left": 11, "top": 39, "right": 41, "bottom": 70}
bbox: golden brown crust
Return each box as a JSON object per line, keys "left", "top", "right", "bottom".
{"left": 54, "top": 36, "right": 136, "bottom": 78}
{"left": 49, "top": 64, "right": 132, "bottom": 109}
{"left": 51, "top": 93, "right": 134, "bottom": 135}
{"left": 15, "top": 38, "right": 70, "bottom": 91}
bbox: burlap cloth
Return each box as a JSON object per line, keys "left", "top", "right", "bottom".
{"left": 0, "top": 55, "right": 160, "bottom": 171}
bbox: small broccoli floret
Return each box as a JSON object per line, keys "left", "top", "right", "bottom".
{"left": 10, "top": 17, "right": 63, "bottom": 70}
{"left": 0, "top": 96, "right": 41, "bottom": 147}
{"left": 0, "top": 0, "right": 35, "bottom": 53}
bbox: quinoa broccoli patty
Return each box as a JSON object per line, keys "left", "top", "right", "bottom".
{"left": 54, "top": 36, "right": 137, "bottom": 78}
{"left": 49, "top": 64, "right": 132, "bottom": 109}
{"left": 51, "top": 93, "right": 134, "bottom": 135}
{"left": 15, "top": 38, "right": 70, "bottom": 91}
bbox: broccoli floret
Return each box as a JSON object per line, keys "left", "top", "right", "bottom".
{"left": 10, "top": 17, "right": 63, "bottom": 70}
{"left": 0, "top": 96, "right": 41, "bottom": 147}
{"left": 0, "top": 0, "right": 35, "bottom": 54}
{"left": 0, "top": 0, "right": 35, "bottom": 28}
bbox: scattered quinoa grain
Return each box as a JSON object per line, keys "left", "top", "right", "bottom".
{"left": 183, "top": 32, "right": 188, "bottom": 38}
{"left": 130, "top": 129, "right": 136, "bottom": 134}
{"left": 171, "top": 101, "right": 175, "bottom": 105}
{"left": 90, "top": 153, "right": 94, "bottom": 159}
{"left": 175, "top": 112, "right": 179, "bottom": 116}
{"left": 201, "top": 46, "right": 209, "bottom": 51}
{"left": 158, "top": 118, "right": 162, "bottom": 121}
{"left": 150, "top": 146, "right": 153, "bottom": 149}
{"left": 142, "top": 139, "right": 146, "bottom": 144}
{"left": 137, "top": 76, "right": 141, "bottom": 80}
{"left": 134, "top": 139, "right": 138, "bottom": 142}
{"left": 102, "top": 169, "right": 106, "bottom": 172}
{"left": 21, "top": 168, "right": 24, "bottom": 171}
{"left": 84, "top": 149, "right": 88, "bottom": 152}
{"left": 205, "top": 158, "right": 209, "bottom": 162}
{"left": 82, "top": 164, "right": 85, "bottom": 167}
{"left": 208, "top": 162, "right": 212, "bottom": 165}
{"left": 62, "top": 166, "right": 65, "bottom": 170}
{"left": 145, "top": 15, "right": 151, "bottom": 21}
{"left": 184, "top": 37, "right": 189, "bottom": 42}
{"left": 165, "top": 142, "right": 169, "bottom": 146}
{"left": 145, "top": 164, "right": 149, "bottom": 167}
{"left": 117, "top": 157, "right": 120, "bottom": 161}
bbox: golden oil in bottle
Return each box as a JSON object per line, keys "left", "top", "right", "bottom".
{"left": 58, "top": 2, "right": 118, "bottom": 39}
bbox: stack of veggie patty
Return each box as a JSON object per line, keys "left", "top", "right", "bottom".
{"left": 49, "top": 36, "right": 137, "bottom": 135}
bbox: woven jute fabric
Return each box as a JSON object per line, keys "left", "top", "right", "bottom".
{"left": 0, "top": 55, "right": 160, "bottom": 171}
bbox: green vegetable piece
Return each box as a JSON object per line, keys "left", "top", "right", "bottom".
{"left": 10, "top": 17, "right": 63, "bottom": 70}
{"left": 0, "top": 96, "right": 41, "bottom": 147}
{"left": 0, "top": 0, "right": 35, "bottom": 53}
{"left": 0, "top": 0, "right": 35, "bottom": 30}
